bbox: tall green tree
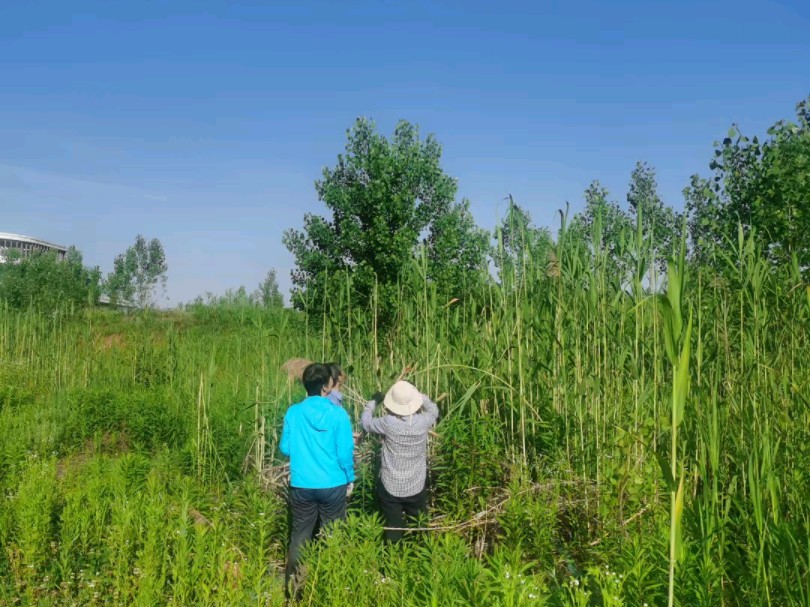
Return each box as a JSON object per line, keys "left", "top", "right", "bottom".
{"left": 627, "top": 162, "right": 680, "bottom": 272}
{"left": 682, "top": 173, "right": 719, "bottom": 267}
{"left": 686, "top": 96, "right": 810, "bottom": 275}
{"left": 283, "top": 118, "right": 460, "bottom": 316}
{"left": 569, "top": 181, "right": 632, "bottom": 281}
{"left": 492, "top": 197, "right": 553, "bottom": 288}
{"left": 424, "top": 200, "right": 490, "bottom": 299}
{"left": 252, "top": 269, "right": 284, "bottom": 308}
{"left": 105, "top": 235, "right": 168, "bottom": 308}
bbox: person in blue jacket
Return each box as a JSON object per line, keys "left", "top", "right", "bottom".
{"left": 280, "top": 362, "right": 355, "bottom": 597}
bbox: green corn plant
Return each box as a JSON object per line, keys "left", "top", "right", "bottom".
{"left": 658, "top": 226, "right": 693, "bottom": 607}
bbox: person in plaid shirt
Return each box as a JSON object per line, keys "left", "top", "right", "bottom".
{"left": 361, "top": 380, "right": 439, "bottom": 542}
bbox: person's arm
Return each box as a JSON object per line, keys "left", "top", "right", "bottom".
{"left": 279, "top": 412, "right": 291, "bottom": 457}
{"left": 361, "top": 396, "right": 387, "bottom": 435}
{"left": 418, "top": 395, "right": 439, "bottom": 427}
{"left": 335, "top": 410, "right": 355, "bottom": 483}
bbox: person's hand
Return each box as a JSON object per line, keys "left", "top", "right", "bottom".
{"left": 346, "top": 482, "right": 355, "bottom": 497}
{"left": 370, "top": 392, "right": 385, "bottom": 405}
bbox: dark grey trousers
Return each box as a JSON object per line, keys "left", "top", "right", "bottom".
{"left": 285, "top": 484, "right": 347, "bottom": 595}
{"left": 378, "top": 481, "right": 427, "bottom": 543}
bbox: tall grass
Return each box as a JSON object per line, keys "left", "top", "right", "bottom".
{"left": 1, "top": 223, "right": 808, "bottom": 605}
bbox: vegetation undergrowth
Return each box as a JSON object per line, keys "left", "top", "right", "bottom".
{"left": 1, "top": 219, "right": 808, "bottom": 606}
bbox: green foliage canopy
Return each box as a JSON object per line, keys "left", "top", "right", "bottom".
{"left": 284, "top": 118, "right": 487, "bottom": 316}
{"left": 104, "top": 235, "right": 168, "bottom": 308}
{"left": 0, "top": 246, "right": 100, "bottom": 310}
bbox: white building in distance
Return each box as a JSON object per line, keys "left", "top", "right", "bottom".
{"left": 0, "top": 232, "right": 68, "bottom": 263}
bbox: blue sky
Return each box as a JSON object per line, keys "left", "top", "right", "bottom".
{"left": 2, "top": 0, "right": 808, "bottom": 305}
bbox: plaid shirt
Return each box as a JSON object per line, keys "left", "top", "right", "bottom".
{"left": 361, "top": 395, "right": 439, "bottom": 498}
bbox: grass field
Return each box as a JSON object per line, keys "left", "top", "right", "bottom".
{"left": 1, "top": 229, "right": 808, "bottom": 606}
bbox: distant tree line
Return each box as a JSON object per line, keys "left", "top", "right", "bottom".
{"left": 0, "top": 234, "right": 170, "bottom": 312}
{"left": 0, "top": 246, "right": 101, "bottom": 310}
{"left": 4, "top": 96, "right": 807, "bottom": 315}
{"left": 285, "top": 96, "right": 810, "bottom": 321}
{"left": 0, "top": 228, "right": 286, "bottom": 314}
{"left": 185, "top": 270, "right": 284, "bottom": 310}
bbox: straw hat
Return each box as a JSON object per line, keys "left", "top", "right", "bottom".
{"left": 383, "top": 381, "right": 423, "bottom": 416}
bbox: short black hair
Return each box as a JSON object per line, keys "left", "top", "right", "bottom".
{"left": 302, "top": 363, "right": 332, "bottom": 397}
{"left": 326, "top": 362, "right": 343, "bottom": 382}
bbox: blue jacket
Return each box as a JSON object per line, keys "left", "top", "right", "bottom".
{"left": 280, "top": 395, "right": 355, "bottom": 489}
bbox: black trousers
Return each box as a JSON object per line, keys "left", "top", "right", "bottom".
{"left": 285, "top": 484, "right": 347, "bottom": 593}
{"left": 377, "top": 481, "right": 427, "bottom": 543}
